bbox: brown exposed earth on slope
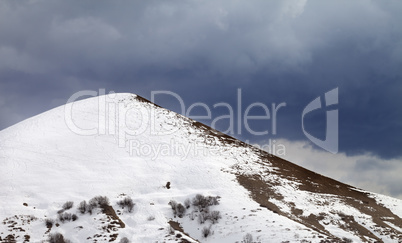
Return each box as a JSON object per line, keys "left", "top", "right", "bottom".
{"left": 234, "top": 149, "right": 402, "bottom": 242}
{"left": 136, "top": 95, "right": 402, "bottom": 242}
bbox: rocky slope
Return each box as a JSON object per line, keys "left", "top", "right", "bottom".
{"left": 0, "top": 93, "right": 401, "bottom": 242}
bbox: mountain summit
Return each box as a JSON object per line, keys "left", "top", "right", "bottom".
{"left": 0, "top": 93, "right": 401, "bottom": 242}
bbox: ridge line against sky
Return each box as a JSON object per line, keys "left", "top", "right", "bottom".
{"left": 0, "top": 0, "right": 401, "bottom": 196}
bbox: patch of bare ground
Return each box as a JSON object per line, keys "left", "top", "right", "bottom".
{"left": 1, "top": 235, "right": 16, "bottom": 243}
{"left": 87, "top": 205, "right": 125, "bottom": 242}
{"left": 337, "top": 213, "right": 381, "bottom": 242}
{"left": 168, "top": 220, "right": 199, "bottom": 243}
{"left": 193, "top": 118, "right": 402, "bottom": 241}
{"left": 191, "top": 121, "right": 243, "bottom": 146}
{"left": 1, "top": 215, "right": 37, "bottom": 242}
{"left": 23, "top": 235, "right": 30, "bottom": 243}
{"left": 101, "top": 205, "right": 125, "bottom": 229}
{"left": 264, "top": 153, "right": 402, "bottom": 239}
{"left": 236, "top": 174, "right": 338, "bottom": 241}
{"left": 235, "top": 147, "right": 402, "bottom": 241}
{"left": 134, "top": 95, "right": 162, "bottom": 108}
{"left": 94, "top": 205, "right": 125, "bottom": 242}
{"left": 140, "top": 96, "right": 402, "bottom": 241}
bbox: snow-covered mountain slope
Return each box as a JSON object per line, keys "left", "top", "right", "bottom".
{"left": 0, "top": 93, "right": 401, "bottom": 242}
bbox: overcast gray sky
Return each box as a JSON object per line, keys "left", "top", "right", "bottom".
{"left": 0, "top": 0, "right": 401, "bottom": 198}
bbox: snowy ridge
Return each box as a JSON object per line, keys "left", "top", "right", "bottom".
{"left": 0, "top": 93, "right": 401, "bottom": 242}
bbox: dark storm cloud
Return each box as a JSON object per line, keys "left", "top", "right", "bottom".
{"left": 0, "top": 0, "right": 401, "bottom": 160}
